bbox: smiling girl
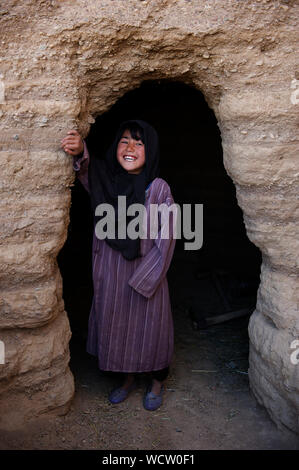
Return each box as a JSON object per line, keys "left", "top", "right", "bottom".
{"left": 61, "top": 120, "right": 176, "bottom": 411}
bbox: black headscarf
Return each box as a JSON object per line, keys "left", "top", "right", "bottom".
{"left": 88, "top": 120, "right": 160, "bottom": 260}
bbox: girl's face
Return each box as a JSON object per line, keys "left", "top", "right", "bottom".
{"left": 116, "top": 129, "right": 145, "bottom": 174}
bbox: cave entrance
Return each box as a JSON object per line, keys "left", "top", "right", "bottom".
{"left": 58, "top": 80, "right": 262, "bottom": 383}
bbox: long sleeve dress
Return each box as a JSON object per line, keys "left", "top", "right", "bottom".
{"left": 73, "top": 142, "right": 176, "bottom": 373}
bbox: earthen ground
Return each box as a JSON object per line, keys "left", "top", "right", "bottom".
{"left": 0, "top": 310, "right": 298, "bottom": 450}
{"left": 0, "top": 253, "right": 298, "bottom": 451}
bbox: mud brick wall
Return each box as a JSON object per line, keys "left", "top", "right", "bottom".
{"left": 0, "top": 0, "right": 298, "bottom": 433}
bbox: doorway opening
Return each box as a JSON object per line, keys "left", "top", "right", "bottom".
{"left": 58, "top": 79, "right": 262, "bottom": 385}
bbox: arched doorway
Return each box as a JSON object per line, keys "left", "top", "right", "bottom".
{"left": 58, "top": 80, "right": 262, "bottom": 425}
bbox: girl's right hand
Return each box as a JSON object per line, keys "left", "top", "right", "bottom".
{"left": 61, "top": 129, "right": 84, "bottom": 156}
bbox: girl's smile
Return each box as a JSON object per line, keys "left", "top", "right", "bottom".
{"left": 116, "top": 130, "right": 145, "bottom": 174}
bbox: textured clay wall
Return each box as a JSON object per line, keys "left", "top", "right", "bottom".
{"left": 0, "top": 0, "right": 298, "bottom": 433}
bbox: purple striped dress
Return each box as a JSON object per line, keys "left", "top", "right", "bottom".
{"left": 73, "top": 143, "right": 176, "bottom": 373}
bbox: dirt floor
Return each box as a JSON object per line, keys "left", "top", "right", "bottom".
{"left": 0, "top": 311, "right": 298, "bottom": 450}
{"left": 1, "top": 251, "right": 298, "bottom": 451}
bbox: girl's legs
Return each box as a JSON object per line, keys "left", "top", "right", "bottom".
{"left": 143, "top": 367, "right": 169, "bottom": 411}
{"left": 121, "top": 372, "right": 135, "bottom": 390}
{"left": 150, "top": 367, "right": 169, "bottom": 394}
{"left": 118, "top": 367, "right": 169, "bottom": 393}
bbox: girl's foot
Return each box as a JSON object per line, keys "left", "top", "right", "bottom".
{"left": 143, "top": 380, "right": 164, "bottom": 411}
{"left": 108, "top": 374, "right": 136, "bottom": 405}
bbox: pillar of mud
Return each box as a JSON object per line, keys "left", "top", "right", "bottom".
{"left": 0, "top": 0, "right": 298, "bottom": 433}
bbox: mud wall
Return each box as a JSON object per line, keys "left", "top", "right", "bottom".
{"left": 0, "top": 0, "right": 298, "bottom": 433}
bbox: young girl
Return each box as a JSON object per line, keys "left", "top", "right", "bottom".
{"left": 61, "top": 120, "right": 176, "bottom": 411}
